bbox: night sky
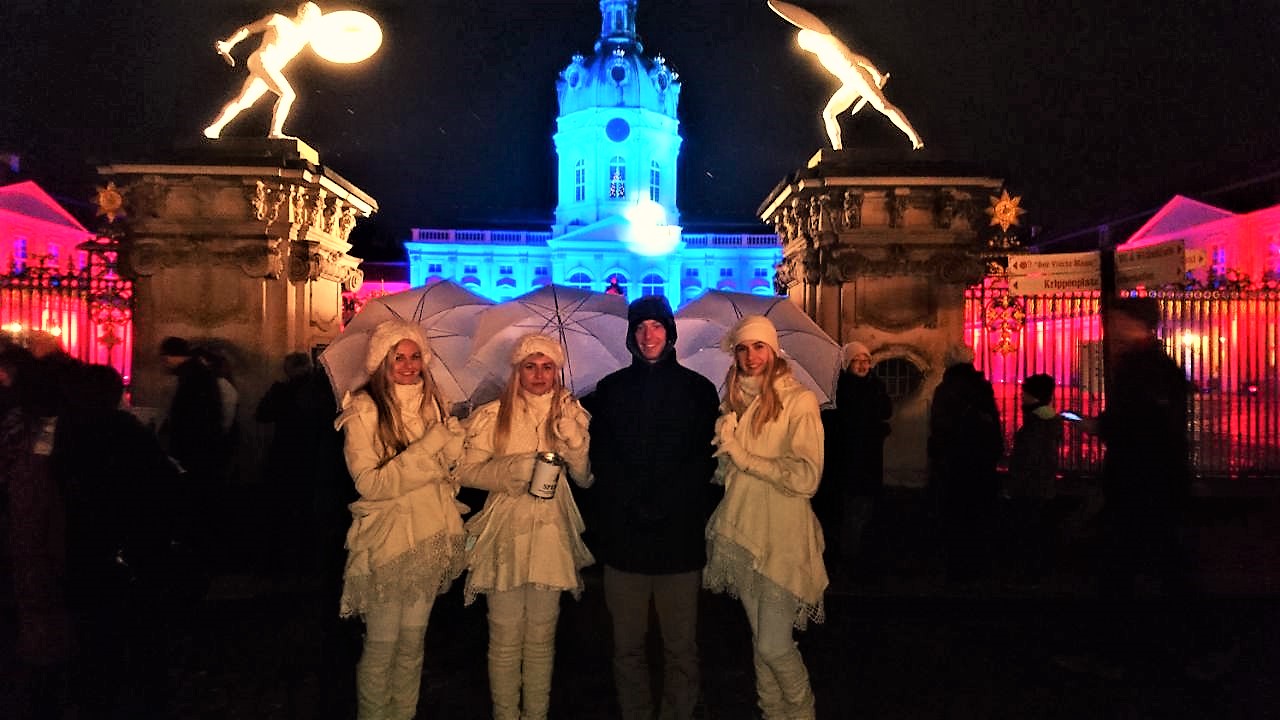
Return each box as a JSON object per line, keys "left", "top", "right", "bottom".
{"left": 3, "top": 0, "right": 1279, "bottom": 258}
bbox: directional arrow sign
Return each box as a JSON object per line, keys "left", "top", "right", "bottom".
{"left": 1116, "top": 239, "right": 1185, "bottom": 289}
{"left": 1009, "top": 272, "right": 1102, "bottom": 295}
{"left": 1007, "top": 250, "right": 1101, "bottom": 277}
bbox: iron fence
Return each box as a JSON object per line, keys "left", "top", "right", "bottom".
{"left": 964, "top": 281, "right": 1280, "bottom": 479}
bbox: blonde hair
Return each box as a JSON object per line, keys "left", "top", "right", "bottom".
{"left": 492, "top": 356, "right": 567, "bottom": 455}
{"left": 724, "top": 349, "right": 792, "bottom": 435}
{"left": 360, "top": 347, "right": 447, "bottom": 465}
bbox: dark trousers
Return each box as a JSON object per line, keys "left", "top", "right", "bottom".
{"left": 603, "top": 566, "right": 701, "bottom": 720}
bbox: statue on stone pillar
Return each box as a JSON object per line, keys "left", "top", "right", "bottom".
{"left": 768, "top": 1, "right": 924, "bottom": 152}
{"left": 203, "top": 3, "right": 382, "bottom": 140}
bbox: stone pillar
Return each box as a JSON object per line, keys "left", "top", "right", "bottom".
{"left": 98, "top": 138, "right": 374, "bottom": 483}
{"left": 760, "top": 149, "right": 1001, "bottom": 487}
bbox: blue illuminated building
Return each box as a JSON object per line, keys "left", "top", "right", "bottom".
{"left": 404, "top": 0, "right": 779, "bottom": 305}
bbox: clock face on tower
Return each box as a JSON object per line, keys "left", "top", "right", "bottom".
{"left": 606, "top": 117, "right": 631, "bottom": 142}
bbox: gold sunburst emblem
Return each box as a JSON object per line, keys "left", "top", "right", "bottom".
{"left": 94, "top": 182, "right": 125, "bottom": 222}
{"left": 986, "top": 190, "right": 1026, "bottom": 233}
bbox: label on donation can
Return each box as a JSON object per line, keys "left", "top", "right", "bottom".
{"left": 529, "top": 452, "right": 563, "bottom": 500}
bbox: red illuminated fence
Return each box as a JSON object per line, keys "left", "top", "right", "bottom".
{"left": 965, "top": 280, "right": 1280, "bottom": 480}
{"left": 0, "top": 247, "right": 134, "bottom": 383}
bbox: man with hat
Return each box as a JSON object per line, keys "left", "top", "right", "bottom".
{"left": 831, "top": 340, "right": 892, "bottom": 573}
{"left": 581, "top": 295, "right": 720, "bottom": 720}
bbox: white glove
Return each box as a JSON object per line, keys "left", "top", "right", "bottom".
{"left": 419, "top": 417, "right": 465, "bottom": 464}
{"left": 712, "top": 412, "right": 739, "bottom": 455}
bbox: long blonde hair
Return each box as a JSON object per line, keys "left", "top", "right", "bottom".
{"left": 491, "top": 361, "right": 568, "bottom": 456}
{"left": 724, "top": 351, "right": 792, "bottom": 435}
{"left": 360, "top": 350, "right": 447, "bottom": 464}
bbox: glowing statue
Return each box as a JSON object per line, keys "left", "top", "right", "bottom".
{"left": 769, "top": 1, "right": 924, "bottom": 151}
{"left": 203, "top": 3, "right": 323, "bottom": 140}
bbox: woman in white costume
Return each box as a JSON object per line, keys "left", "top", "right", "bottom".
{"left": 704, "top": 315, "right": 828, "bottom": 720}
{"left": 457, "top": 333, "right": 594, "bottom": 720}
{"left": 337, "top": 319, "right": 468, "bottom": 720}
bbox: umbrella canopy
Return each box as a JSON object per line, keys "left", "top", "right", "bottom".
{"left": 468, "top": 284, "right": 631, "bottom": 397}
{"left": 674, "top": 290, "right": 843, "bottom": 405}
{"left": 319, "top": 280, "right": 501, "bottom": 407}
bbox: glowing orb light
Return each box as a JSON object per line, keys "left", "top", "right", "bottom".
{"left": 311, "top": 11, "right": 382, "bottom": 64}
{"left": 624, "top": 200, "right": 680, "bottom": 257}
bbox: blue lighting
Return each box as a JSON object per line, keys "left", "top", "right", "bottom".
{"left": 402, "top": 0, "right": 781, "bottom": 307}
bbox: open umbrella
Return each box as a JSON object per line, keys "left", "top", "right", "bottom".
{"left": 674, "top": 290, "right": 843, "bottom": 405}
{"left": 468, "top": 284, "right": 631, "bottom": 397}
{"left": 319, "top": 280, "right": 501, "bottom": 407}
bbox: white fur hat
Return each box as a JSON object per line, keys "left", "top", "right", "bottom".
{"left": 843, "top": 340, "right": 871, "bottom": 362}
{"left": 721, "top": 315, "right": 780, "bottom": 355}
{"left": 510, "top": 333, "right": 565, "bottom": 368}
{"left": 365, "top": 319, "right": 432, "bottom": 374}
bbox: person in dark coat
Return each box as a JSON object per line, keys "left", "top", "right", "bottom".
{"left": 1087, "top": 298, "right": 1192, "bottom": 599}
{"left": 158, "top": 337, "right": 224, "bottom": 561}
{"left": 1004, "top": 373, "right": 1063, "bottom": 585}
{"left": 256, "top": 351, "right": 340, "bottom": 571}
{"left": 581, "top": 295, "right": 720, "bottom": 720}
{"left": 53, "top": 363, "right": 181, "bottom": 716}
{"left": 831, "top": 341, "right": 892, "bottom": 569}
{"left": 928, "top": 344, "right": 1003, "bottom": 584}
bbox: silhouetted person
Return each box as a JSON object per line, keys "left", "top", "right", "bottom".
{"left": 928, "top": 344, "right": 1003, "bottom": 584}
{"left": 158, "top": 337, "right": 223, "bottom": 562}
{"left": 1004, "top": 373, "right": 1063, "bottom": 586}
{"left": 0, "top": 336, "right": 74, "bottom": 718}
{"left": 256, "top": 352, "right": 335, "bottom": 571}
{"left": 54, "top": 363, "right": 181, "bottom": 717}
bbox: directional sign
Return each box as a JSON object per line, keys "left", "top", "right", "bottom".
{"left": 1007, "top": 250, "right": 1100, "bottom": 277}
{"left": 1116, "top": 239, "right": 1185, "bottom": 289}
{"left": 1008, "top": 272, "right": 1102, "bottom": 296}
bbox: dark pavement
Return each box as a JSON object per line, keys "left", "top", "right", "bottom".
{"left": 6, "top": 486, "right": 1279, "bottom": 719}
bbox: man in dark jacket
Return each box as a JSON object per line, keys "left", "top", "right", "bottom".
{"left": 1092, "top": 297, "right": 1191, "bottom": 598}
{"left": 928, "top": 344, "right": 1003, "bottom": 583}
{"left": 582, "top": 295, "right": 720, "bottom": 720}
{"left": 831, "top": 341, "right": 892, "bottom": 569}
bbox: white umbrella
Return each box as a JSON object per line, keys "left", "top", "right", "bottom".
{"left": 468, "top": 284, "right": 631, "bottom": 397}
{"left": 319, "top": 280, "right": 501, "bottom": 407}
{"left": 674, "top": 290, "right": 842, "bottom": 405}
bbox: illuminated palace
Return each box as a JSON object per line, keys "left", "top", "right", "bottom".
{"left": 401, "top": 0, "right": 779, "bottom": 304}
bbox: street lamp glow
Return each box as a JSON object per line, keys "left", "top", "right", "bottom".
{"left": 624, "top": 200, "right": 680, "bottom": 256}
{"left": 311, "top": 11, "right": 383, "bottom": 64}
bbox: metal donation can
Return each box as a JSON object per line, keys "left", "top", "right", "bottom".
{"left": 529, "top": 452, "right": 563, "bottom": 499}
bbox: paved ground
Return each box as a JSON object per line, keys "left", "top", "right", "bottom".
{"left": 7, "top": 487, "right": 1279, "bottom": 718}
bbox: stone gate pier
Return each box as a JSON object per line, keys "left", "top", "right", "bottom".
{"left": 759, "top": 150, "right": 1003, "bottom": 487}
{"left": 97, "top": 138, "right": 375, "bottom": 481}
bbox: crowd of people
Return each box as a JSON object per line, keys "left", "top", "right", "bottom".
{"left": 0, "top": 295, "right": 1207, "bottom": 718}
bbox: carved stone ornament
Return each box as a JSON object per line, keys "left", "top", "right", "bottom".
{"left": 841, "top": 189, "right": 864, "bottom": 230}
{"left": 774, "top": 257, "right": 799, "bottom": 294}
{"left": 826, "top": 246, "right": 986, "bottom": 284}
{"left": 934, "top": 189, "right": 956, "bottom": 230}
{"left": 344, "top": 267, "right": 364, "bottom": 292}
{"left": 888, "top": 190, "right": 910, "bottom": 229}
{"left": 235, "top": 241, "right": 283, "bottom": 279}
{"left": 250, "top": 181, "right": 289, "bottom": 225}
{"left": 129, "top": 178, "right": 169, "bottom": 218}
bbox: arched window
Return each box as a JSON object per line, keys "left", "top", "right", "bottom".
{"left": 649, "top": 161, "right": 660, "bottom": 203}
{"left": 640, "top": 272, "right": 665, "bottom": 297}
{"left": 609, "top": 157, "right": 626, "bottom": 198}
{"left": 574, "top": 160, "right": 586, "bottom": 202}
{"left": 566, "top": 271, "right": 594, "bottom": 291}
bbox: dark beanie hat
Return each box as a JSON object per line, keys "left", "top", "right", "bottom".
{"left": 625, "top": 295, "right": 677, "bottom": 358}
{"left": 1022, "top": 373, "right": 1055, "bottom": 405}
{"left": 160, "top": 336, "right": 191, "bottom": 357}
{"left": 1110, "top": 297, "right": 1161, "bottom": 331}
